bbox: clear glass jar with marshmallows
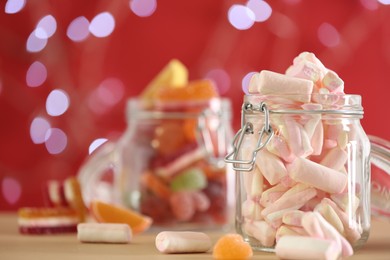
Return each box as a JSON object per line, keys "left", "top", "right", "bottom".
{"left": 225, "top": 93, "right": 371, "bottom": 251}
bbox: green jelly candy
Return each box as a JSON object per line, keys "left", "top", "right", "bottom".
{"left": 170, "top": 168, "right": 207, "bottom": 192}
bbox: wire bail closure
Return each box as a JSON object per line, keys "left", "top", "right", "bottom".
{"left": 224, "top": 102, "right": 274, "bottom": 172}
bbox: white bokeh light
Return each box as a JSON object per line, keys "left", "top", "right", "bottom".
{"left": 30, "top": 116, "right": 51, "bottom": 144}
{"left": 35, "top": 15, "right": 57, "bottom": 39}
{"left": 130, "top": 0, "right": 157, "bottom": 17}
{"left": 45, "top": 128, "right": 68, "bottom": 154}
{"left": 26, "top": 61, "right": 47, "bottom": 87}
{"left": 67, "top": 16, "right": 90, "bottom": 42}
{"left": 89, "top": 138, "right": 108, "bottom": 154}
{"left": 318, "top": 23, "right": 340, "bottom": 47}
{"left": 89, "top": 12, "right": 115, "bottom": 38}
{"left": 242, "top": 71, "right": 257, "bottom": 94}
{"left": 46, "top": 89, "right": 70, "bottom": 116}
{"left": 26, "top": 30, "right": 47, "bottom": 52}
{"left": 205, "top": 69, "right": 231, "bottom": 95}
{"left": 360, "top": 0, "right": 379, "bottom": 9}
{"left": 4, "top": 0, "right": 26, "bottom": 14}
{"left": 378, "top": 0, "right": 390, "bottom": 5}
{"left": 246, "top": 0, "right": 272, "bottom": 22}
{"left": 228, "top": 5, "right": 255, "bottom": 30}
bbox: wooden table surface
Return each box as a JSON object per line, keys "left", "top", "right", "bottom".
{"left": 1, "top": 213, "right": 389, "bottom": 260}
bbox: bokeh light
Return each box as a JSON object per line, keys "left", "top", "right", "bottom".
{"left": 228, "top": 4, "right": 255, "bottom": 30}
{"left": 45, "top": 128, "right": 68, "bottom": 154}
{"left": 246, "top": 0, "right": 272, "bottom": 22}
{"left": 35, "top": 15, "right": 57, "bottom": 39}
{"left": 30, "top": 116, "right": 51, "bottom": 144}
{"left": 26, "top": 30, "right": 48, "bottom": 52}
{"left": 242, "top": 71, "right": 257, "bottom": 94}
{"left": 4, "top": 0, "right": 26, "bottom": 14}
{"left": 26, "top": 61, "right": 47, "bottom": 87}
{"left": 46, "top": 89, "right": 70, "bottom": 116}
{"left": 205, "top": 69, "right": 231, "bottom": 95}
{"left": 67, "top": 16, "right": 90, "bottom": 42}
{"left": 360, "top": 0, "right": 379, "bottom": 10}
{"left": 130, "top": 0, "right": 157, "bottom": 17}
{"left": 267, "top": 13, "right": 298, "bottom": 38}
{"left": 97, "top": 78, "right": 125, "bottom": 106}
{"left": 89, "top": 138, "right": 108, "bottom": 154}
{"left": 2, "top": 177, "right": 22, "bottom": 205}
{"left": 88, "top": 78, "right": 125, "bottom": 114}
{"left": 378, "top": 0, "right": 390, "bottom": 5}
{"left": 89, "top": 12, "right": 115, "bottom": 38}
{"left": 318, "top": 22, "right": 340, "bottom": 47}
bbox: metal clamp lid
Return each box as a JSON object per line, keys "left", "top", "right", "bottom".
{"left": 224, "top": 102, "right": 274, "bottom": 171}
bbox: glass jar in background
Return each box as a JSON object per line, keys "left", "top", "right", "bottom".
{"left": 78, "top": 98, "right": 234, "bottom": 229}
{"left": 225, "top": 94, "right": 371, "bottom": 251}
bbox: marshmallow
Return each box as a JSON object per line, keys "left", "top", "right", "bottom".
{"left": 321, "top": 198, "right": 362, "bottom": 243}
{"left": 266, "top": 135, "right": 295, "bottom": 163}
{"left": 245, "top": 220, "right": 276, "bottom": 247}
{"left": 322, "top": 70, "right": 344, "bottom": 93}
{"left": 288, "top": 157, "right": 347, "bottom": 194}
{"left": 260, "top": 184, "right": 289, "bottom": 207}
{"left": 311, "top": 119, "right": 324, "bottom": 155}
{"left": 330, "top": 193, "right": 360, "bottom": 214}
{"left": 155, "top": 231, "right": 211, "bottom": 254}
{"left": 275, "top": 236, "right": 340, "bottom": 260}
{"left": 315, "top": 202, "right": 345, "bottom": 235}
{"left": 261, "top": 187, "right": 317, "bottom": 216}
{"left": 242, "top": 199, "right": 263, "bottom": 220}
{"left": 311, "top": 212, "right": 354, "bottom": 258}
{"left": 249, "top": 70, "right": 314, "bottom": 103}
{"left": 250, "top": 166, "right": 264, "bottom": 197}
{"left": 255, "top": 150, "right": 287, "bottom": 185}
{"left": 320, "top": 147, "right": 348, "bottom": 171}
{"left": 282, "top": 116, "right": 313, "bottom": 157}
{"left": 282, "top": 210, "right": 305, "bottom": 227}
{"left": 77, "top": 223, "right": 132, "bottom": 244}
{"left": 286, "top": 60, "right": 323, "bottom": 83}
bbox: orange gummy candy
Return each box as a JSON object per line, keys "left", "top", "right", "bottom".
{"left": 213, "top": 234, "right": 253, "bottom": 259}
{"left": 155, "top": 79, "right": 219, "bottom": 102}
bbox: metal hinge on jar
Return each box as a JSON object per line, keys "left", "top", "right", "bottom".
{"left": 224, "top": 102, "right": 274, "bottom": 172}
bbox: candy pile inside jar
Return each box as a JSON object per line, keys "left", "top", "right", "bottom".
{"left": 135, "top": 60, "right": 229, "bottom": 227}
{"left": 234, "top": 52, "right": 369, "bottom": 259}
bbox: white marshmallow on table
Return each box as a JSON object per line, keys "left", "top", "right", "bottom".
{"left": 155, "top": 231, "right": 211, "bottom": 254}
{"left": 255, "top": 150, "right": 287, "bottom": 185}
{"left": 77, "top": 223, "right": 132, "bottom": 244}
{"left": 249, "top": 70, "right": 314, "bottom": 103}
{"left": 275, "top": 235, "right": 341, "bottom": 260}
{"left": 288, "top": 157, "right": 347, "bottom": 194}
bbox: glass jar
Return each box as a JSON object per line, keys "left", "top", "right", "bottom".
{"left": 78, "top": 97, "right": 234, "bottom": 229}
{"left": 225, "top": 94, "right": 370, "bottom": 251}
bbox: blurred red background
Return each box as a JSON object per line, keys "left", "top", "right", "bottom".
{"left": 1, "top": 0, "right": 389, "bottom": 210}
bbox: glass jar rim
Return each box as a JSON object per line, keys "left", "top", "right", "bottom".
{"left": 125, "top": 97, "right": 232, "bottom": 121}
{"left": 244, "top": 93, "right": 363, "bottom": 116}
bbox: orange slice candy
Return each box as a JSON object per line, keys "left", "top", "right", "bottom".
{"left": 213, "top": 234, "right": 253, "bottom": 259}
{"left": 156, "top": 79, "right": 219, "bottom": 102}
{"left": 90, "top": 200, "right": 152, "bottom": 235}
